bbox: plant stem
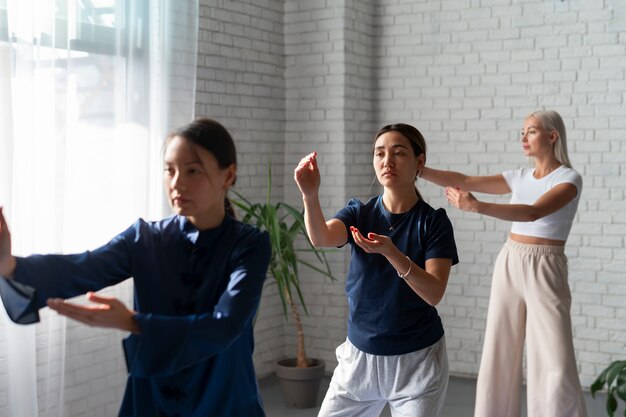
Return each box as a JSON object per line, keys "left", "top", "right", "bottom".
{"left": 285, "top": 287, "right": 309, "bottom": 368}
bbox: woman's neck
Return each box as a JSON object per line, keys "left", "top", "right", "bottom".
{"left": 187, "top": 210, "right": 226, "bottom": 230}
{"left": 533, "top": 157, "right": 562, "bottom": 178}
{"left": 382, "top": 188, "right": 419, "bottom": 213}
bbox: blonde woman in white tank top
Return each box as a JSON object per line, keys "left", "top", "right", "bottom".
{"left": 421, "top": 110, "right": 587, "bottom": 417}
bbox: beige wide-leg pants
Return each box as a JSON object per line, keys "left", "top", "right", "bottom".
{"left": 474, "top": 239, "right": 587, "bottom": 417}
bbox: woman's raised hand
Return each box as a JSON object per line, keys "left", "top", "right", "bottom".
{"left": 0, "top": 207, "right": 16, "bottom": 278}
{"left": 47, "top": 292, "right": 140, "bottom": 333}
{"left": 445, "top": 186, "right": 479, "bottom": 212}
{"left": 294, "top": 152, "right": 321, "bottom": 197}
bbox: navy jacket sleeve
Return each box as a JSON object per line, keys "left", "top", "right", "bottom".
{"left": 122, "top": 230, "right": 271, "bottom": 378}
{"left": 0, "top": 225, "right": 136, "bottom": 324}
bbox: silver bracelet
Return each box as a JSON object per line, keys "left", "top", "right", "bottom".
{"left": 397, "top": 255, "right": 412, "bottom": 279}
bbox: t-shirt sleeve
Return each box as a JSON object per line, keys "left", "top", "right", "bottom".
{"left": 122, "top": 230, "right": 271, "bottom": 378}
{"left": 501, "top": 169, "right": 517, "bottom": 190}
{"left": 553, "top": 169, "right": 582, "bottom": 197}
{"left": 333, "top": 198, "right": 360, "bottom": 246}
{"left": 0, "top": 223, "right": 137, "bottom": 324}
{"left": 424, "top": 208, "right": 459, "bottom": 266}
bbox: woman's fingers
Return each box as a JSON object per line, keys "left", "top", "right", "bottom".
{"left": 47, "top": 298, "right": 110, "bottom": 326}
{"left": 294, "top": 154, "right": 314, "bottom": 180}
{"left": 48, "top": 290, "right": 140, "bottom": 332}
{"left": 0, "top": 206, "right": 10, "bottom": 241}
{"left": 294, "top": 153, "right": 321, "bottom": 197}
{"left": 445, "top": 187, "right": 460, "bottom": 206}
{"left": 350, "top": 226, "right": 381, "bottom": 253}
{"left": 86, "top": 291, "right": 116, "bottom": 305}
{"left": 0, "top": 207, "right": 15, "bottom": 277}
{"left": 0, "top": 206, "right": 7, "bottom": 228}
{"left": 295, "top": 152, "right": 317, "bottom": 170}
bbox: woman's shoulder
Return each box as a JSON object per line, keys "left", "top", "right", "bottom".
{"left": 232, "top": 219, "right": 267, "bottom": 237}
{"left": 115, "top": 216, "right": 175, "bottom": 238}
{"left": 507, "top": 166, "right": 533, "bottom": 177}
{"left": 416, "top": 200, "right": 453, "bottom": 226}
{"left": 553, "top": 165, "right": 583, "bottom": 190}
{"left": 362, "top": 196, "right": 380, "bottom": 209}
{"left": 146, "top": 215, "right": 178, "bottom": 228}
{"left": 414, "top": 198, "right": 437, "bottom": 214}
{"left": 344, "top": 196, "right": 374, "bottom": 208}
{"left": 231, "top": 219, "right": 271, "bottom": 247}
{"left": 334, "top": 196, "right": 375, "bottom": 216}
{"left": 135, "top": 215, "right": 182, "bottom": 236}
{"left": 556, "top": 165, "right": 581, "bottom": 179}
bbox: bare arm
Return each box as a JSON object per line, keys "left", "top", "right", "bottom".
{"left": 302, "top": 196, "right": 348, "bottom": 248}
{"left": 350, "top": 227, "right": 452, "bottom": 306}
{"left": 421, "top": 167, "right": 510, "bottom": 195}
{"left": 294, "top": 153, "right": 348, "bottom": 248}
{"left": 446, "top": 182, "right": 578, "bottom": 222}
{"left": 392, "top": 255, "right": 452, "bottom": 306}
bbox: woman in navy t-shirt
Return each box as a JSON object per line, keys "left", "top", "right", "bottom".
{"left": 294, "top": 123, "right": 458, "bottom": 417}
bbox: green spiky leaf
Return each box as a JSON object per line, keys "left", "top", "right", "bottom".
{"left": 231, "top": 165, "right": 338, "bottom": 320}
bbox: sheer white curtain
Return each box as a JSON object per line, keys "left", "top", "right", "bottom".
{"left": 0, "top": 1, "right": 198, "bottom": 416}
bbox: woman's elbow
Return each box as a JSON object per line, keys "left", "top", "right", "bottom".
{"left": 424, "top": 288, "right": 446, "bottom": 306}
{"left": 427, "top": 294, "right": 444, "bottom": 307}
{"left": 524, "top": 209, "right": 544, "bottom": 222}
{"left": 308, "top": 234, "right": 337, "bottom": 248}
{"left": 308, "top": 236, "right": 325, "bottom": 248}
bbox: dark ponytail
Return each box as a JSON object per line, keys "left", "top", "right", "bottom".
{"left": 167, "top": 118, "right": 238, "bottom": 218}
{"left": 224, "top": 198, "right": 235, "bottom": 219}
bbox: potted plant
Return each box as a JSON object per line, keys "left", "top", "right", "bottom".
{"left": 591, "top": 360, "right": 626, "bottom": 417}
{"left": 232, "top": 164, "right": 337, "bottom": 409}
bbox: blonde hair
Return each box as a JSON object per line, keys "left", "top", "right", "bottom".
{"left": 527, "top": 110, "right": 572, "bottom": 168}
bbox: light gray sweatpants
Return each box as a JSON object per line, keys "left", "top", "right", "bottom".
{"left": 318, "top": 337, "right": 448, "bottom": 417}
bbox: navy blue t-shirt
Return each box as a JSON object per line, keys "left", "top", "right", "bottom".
{"left": 334, "top": 195, "right": 459, "bottom": 356}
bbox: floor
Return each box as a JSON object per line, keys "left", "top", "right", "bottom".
{"left": 259, "top": 374, "right": 610, "bottom": 417}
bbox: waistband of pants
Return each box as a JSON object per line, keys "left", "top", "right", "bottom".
{"left": 504, "top": 237, "right": 565, "bottom": 255}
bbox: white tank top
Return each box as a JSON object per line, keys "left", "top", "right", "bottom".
{"left": 501, "top": 165, "right": 582, "bottom": 241}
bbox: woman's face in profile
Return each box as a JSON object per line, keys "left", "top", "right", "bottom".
{"left": 520, "top": 117, "right": 555, "bottom": 158}
{"left": 163, "top": 136, "right": 235, "bottom": 226}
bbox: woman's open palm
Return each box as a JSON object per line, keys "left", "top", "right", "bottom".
{"left": 47, "top": 292, "right": 139, "bottom": 333}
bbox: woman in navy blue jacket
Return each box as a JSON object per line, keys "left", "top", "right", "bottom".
{"left": 0, "top": 118, "right": 271, "bottom": 417}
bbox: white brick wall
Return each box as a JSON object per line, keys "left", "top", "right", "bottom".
{"left": 283, "top": 0, "right": 350, "bottom": 370}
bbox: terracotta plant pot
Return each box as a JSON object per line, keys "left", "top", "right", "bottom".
{"left": 275, "top": 358, "right": 326, "bottom": 409}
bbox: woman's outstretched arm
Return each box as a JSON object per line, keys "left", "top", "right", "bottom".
{"left": 421, "top": 167, "right": 510, "bottom": 195}
{"left": 445, "top": 182, "right": 578, "bottom": 222}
